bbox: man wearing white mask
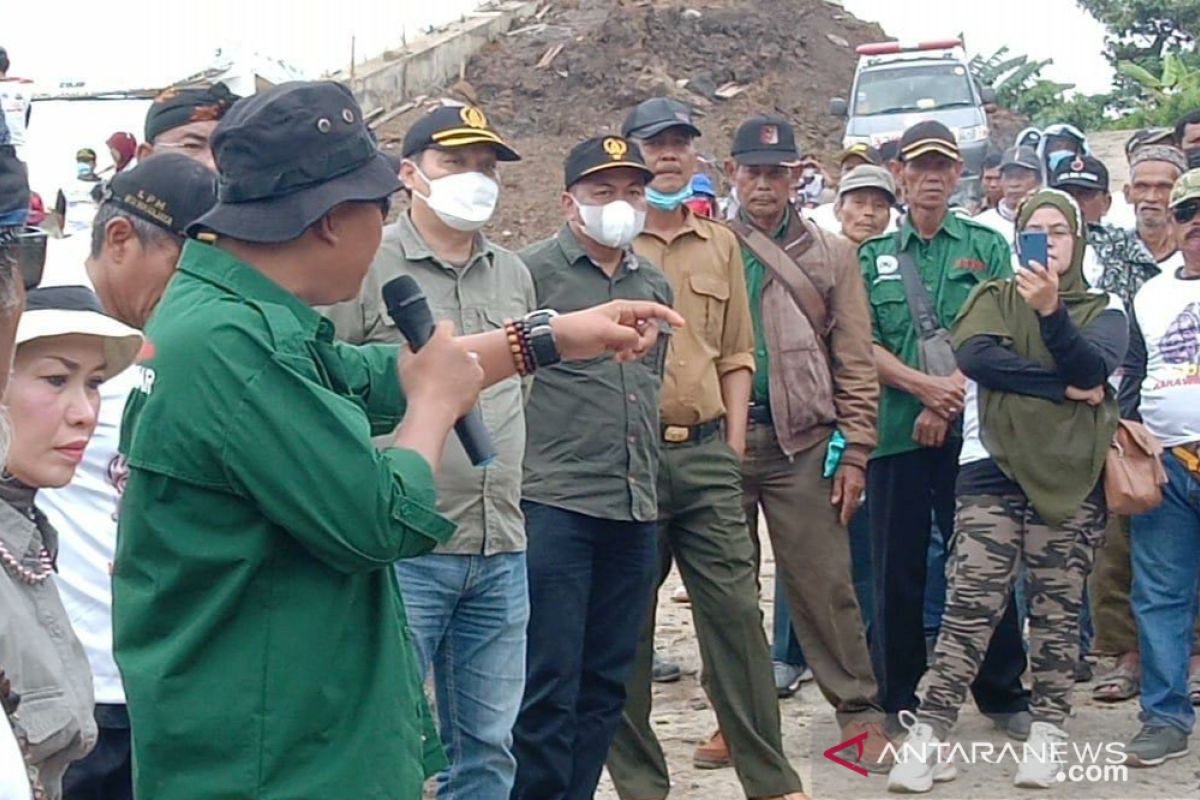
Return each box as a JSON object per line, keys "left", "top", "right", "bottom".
{"left": 510, "top": 135, "right": 673, "bottom": 800}
{"left": 323, "top": 103, "right": 534, "bottom": 800}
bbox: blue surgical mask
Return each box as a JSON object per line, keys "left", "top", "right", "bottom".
{"left": 1047, "top": 150, "right": 1075, "bottom": 171}
{"left": 76, "top": 162, "right": 93, "bottom": 178}
{"left": 646, "top": 184, "right": 695, "bottom": 211}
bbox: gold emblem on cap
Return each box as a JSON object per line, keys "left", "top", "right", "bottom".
{"left": 603, "top": 137, "right": 628, "bottom": 160}
{"left": 461, "top": 106, "right": 488, "bottom": 129}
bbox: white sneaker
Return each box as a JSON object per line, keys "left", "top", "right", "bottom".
{"left": 887, "top": 711, "right": 957, "bottom": 793}
{"left": 1014, "top": 721, "right": 1069, "bottom": 789}
{"left": 671, "top": 584, "right": 690, "bottom": 603}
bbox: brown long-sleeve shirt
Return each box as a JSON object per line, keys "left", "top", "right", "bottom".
{"left": 634, "top": 209, "right": 756, "bottom": 427}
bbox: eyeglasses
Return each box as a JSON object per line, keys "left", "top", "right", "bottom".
{"left": 1022, "top": 224, "right": 1074, "bottom": 239}
{"left": 1173, "top": 200, "right": 1200, "bottom": 224}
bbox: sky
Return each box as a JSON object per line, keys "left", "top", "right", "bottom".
{"left": 842, "top": 0, "right": 1115, "bottom": 96}
{"left": 7, "top": 0, "right": 1116, "bottom": 95}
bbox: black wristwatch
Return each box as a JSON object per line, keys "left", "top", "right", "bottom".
{"left": 523, "top": 309, "right": 562, "bottom": 369}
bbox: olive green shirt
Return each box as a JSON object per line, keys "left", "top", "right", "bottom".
{"left": 859, "top": 211, "right": 1012, "bottom": 459}
{"left": 113, "top": 241, "right": 453, "bottom": 800}
{"left": 323, "top": 214, "right": 536, "bottom": 555}
{"left": 519, "top": 226, "right": 674, "bottom": 522}
{"left": 738, "top": 210, "right": 791, "bottom": 404}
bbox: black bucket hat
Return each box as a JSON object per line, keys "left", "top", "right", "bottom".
{"left": 188, "top": 81, "right": 401, "bottom": 243}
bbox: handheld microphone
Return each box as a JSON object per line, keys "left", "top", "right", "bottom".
{"left": 382, "top": 275, "right": 498, "bottom": 467}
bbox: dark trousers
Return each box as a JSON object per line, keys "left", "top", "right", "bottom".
{"left": 510, "top": 502, "right": 657, "bottom": 800}
{"left": 867, "top": 443, "right": 1030, "bottom": 715}
{"left": 63, "top": 704, "right": 132, "bottom": 800}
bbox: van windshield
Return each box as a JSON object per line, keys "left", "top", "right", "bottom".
{"left": 853, "top": 63, "right": 976, "bottom": 116}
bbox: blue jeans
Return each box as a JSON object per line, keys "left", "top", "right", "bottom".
{"left": 773, "top": 507, "right": 873, "bottom": 667}
{"left": 395, "top": 552, "right": 529, "bottom": 800}
{"left": 511, "top": 502, "right": 657, "bottom": 800}
{"left": 924, "top": 517, "right": 948, "bottom": 636}
{"left": 1131, "top": 450, "right": 1200, "bottom": 734}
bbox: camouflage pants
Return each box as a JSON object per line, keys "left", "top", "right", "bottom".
{"left": 918, "top": 493, "right": 1103, "bottom": 737}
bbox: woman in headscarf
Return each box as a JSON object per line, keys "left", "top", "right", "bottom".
{"left": 104, "top": 133, "right": 137, "bottom": 175}
{"left": 0, "top": 286, "right": 142, "bottom": 799}
{"left": 887, "top": 189, "right": 1129, "bottom": 792}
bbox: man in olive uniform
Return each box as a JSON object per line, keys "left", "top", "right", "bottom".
{"left": 859, "top": 120, "right": 1031, "bottom": 731}
{"left": 511, "top": 134, "right": 673, "bottom": 800}
{"left": 110, "top": 80, "right": 683, "bottom": 800}
{"left": 322, "top": 103, "right": 533, "bottom": 800}
{"left": 607, "top": 96, "right": 806, "bottom": 800}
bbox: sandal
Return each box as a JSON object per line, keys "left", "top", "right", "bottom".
{"left": 1189, "top": 670, "right": 1200, "bottom": 706}
{"left": 1092, "top": 663, "right": 1139, "bottom": 703}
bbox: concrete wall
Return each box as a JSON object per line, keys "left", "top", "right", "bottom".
{"left": 344, "top": 1, "right": 539, "bottom": 113}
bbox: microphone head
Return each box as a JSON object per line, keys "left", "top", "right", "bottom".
{"left": 382, "top": 274, "right": 435, "bottom": 347}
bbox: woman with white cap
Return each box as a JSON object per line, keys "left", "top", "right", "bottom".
{"left": 0, "top": 285, "right": 141, "bottom": 800}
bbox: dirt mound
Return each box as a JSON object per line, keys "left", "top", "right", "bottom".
{"left": 379, "top": 0, "right": 887, "bottom": 247}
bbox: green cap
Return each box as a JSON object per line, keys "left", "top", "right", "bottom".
{"left": 1169, "top": 168, "right": 1200, "bottom": 208}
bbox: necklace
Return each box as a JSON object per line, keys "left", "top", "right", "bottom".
{"left": 0, "top": 537, "right": 53, "bottom": 585}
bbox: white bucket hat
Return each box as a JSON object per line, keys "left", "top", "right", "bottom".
{"left": 17, "top": 286, "right": 144, "bottom": 380}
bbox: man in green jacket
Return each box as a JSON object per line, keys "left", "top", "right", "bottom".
{"left": 111, "top": 81, "right": 683, "bottom": 800}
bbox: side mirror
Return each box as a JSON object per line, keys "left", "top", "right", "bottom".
{"left": 830, "top": 97, "right": 848, "bottom": 117}
{"left": 980, "top": 86, "right": 997, "bottom": 104}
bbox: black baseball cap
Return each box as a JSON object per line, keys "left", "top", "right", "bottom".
{"left": 564, "top": 135, "right": 654, "bottom": 188}
{"left": 731, "top": 115, "right": 801, "bottom": 166}
{"left": 1000, "top": 145, "right": 1041, "bottom": 173}
{"left": 401, "top": 104, "right": 520, "bottom": 162}
{"left": 188, "top": 81, "right": 400, "bottom": 243}
{"left": 102, "top": 153, "right": 217, "bottom": 237}
{"left": 1051, "top": 154, "right": 1109, "bottom": 193}
{"left": 899, "top": 120, "right": 960, "bottom": 162}
{"left": 144, "top": 82, "right": 239, "bottom": 144}
{"left": 622, "top": 97, "right": 702, "bottom": 140}
{"left": 836, "top": 142, "right": 880, "bottom": 166}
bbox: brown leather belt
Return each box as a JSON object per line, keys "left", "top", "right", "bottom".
{"left": 661, "top": 418, "right": 723, "bottom": 445}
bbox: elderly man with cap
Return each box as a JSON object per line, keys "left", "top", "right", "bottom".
{"left": 135, "top": 82, "right": 239, "bottom": 170}
{"left": 33, "top": 154, "right": 219, "bottom": 800}
{"left": 606, "top": 97, "right": 805, "bottom": 800}
{"left": 508, "top": 133, "right": 674, "bottom": 800}
{"left": 836, "top": 164, "right": 899, "bottom": 245}
{"left": 805, "top": 146, "right": 883, "bottom": 235}
{"left": 1116, "top": 168, "right": 1200, "bottom": 767}
{"left": 974, "top": 145, "right": 1043, "bottom": 250}
{"left": 717, "top": 113, "right": 890, "bottom": 772}
{"left": 322, "top": 102, "right": 534, "bottom": 800}
{"left": 859, "top": 120, "right": 1032, "bottom": 732}
{"left": 109, "top": 81, "right": 683, "bottom": 800}
{"left": 1086, "top": 144, "right": 1197, "bottom": 706}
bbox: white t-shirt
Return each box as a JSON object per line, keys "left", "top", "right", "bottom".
{"left": 40, "top": 368, "right": 136, "bottom": 705}
{"left": 1132, "top": 268, "right": 1200, "bottom": 447}
{"left": 973, "top": 204, "right": 1017, "bottom": 250}
{"left": 0, "top": 78, "right": 32, "bottom": 162}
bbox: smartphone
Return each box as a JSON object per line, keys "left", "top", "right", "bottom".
{"left": 1017, "top": 231, "right": 1048, "bottom": 270}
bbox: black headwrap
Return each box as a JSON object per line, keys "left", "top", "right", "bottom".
{"left": 144, "top": 82, "right": 240, "bottom": 143}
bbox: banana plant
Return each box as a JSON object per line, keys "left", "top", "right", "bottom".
{"left": 1118, "top": 51, "right": 1200, "bottom": 101}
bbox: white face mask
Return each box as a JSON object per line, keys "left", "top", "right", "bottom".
{"left": 574, "top": 198, "right": 646, "bottom": 249}
{"left": 408, "top": 163, "right": 499, "bottom": 231}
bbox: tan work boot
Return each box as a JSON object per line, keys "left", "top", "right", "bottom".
{"left": 839, "top": 719, "right": 895, "bottom": 773}
{"left": 692, "top": 730, "right": 732, "bottom": 769}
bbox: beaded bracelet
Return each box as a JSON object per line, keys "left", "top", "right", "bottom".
{"left": 504, "top": 319, "right": 536, "bottom": 376}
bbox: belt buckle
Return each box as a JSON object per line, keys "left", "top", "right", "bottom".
{"left": 663, "top": 425, "right": 690, "bottom": 444}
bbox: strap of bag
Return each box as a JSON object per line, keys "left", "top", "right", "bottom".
{"left": 729, "top": 218, "right": 828, "bottom": 349}
{"left": 894, "top": 231, "right": 944, "bottom": 341}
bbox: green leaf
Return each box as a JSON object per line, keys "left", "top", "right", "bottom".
{"left": 1118, "top": 61, "right": 1164, "bottom": 89}
{"left": 1163, "top": 52, "right": 1184, "bottom": 88}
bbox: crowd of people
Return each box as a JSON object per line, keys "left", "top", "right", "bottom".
{"left": 1, "top": 37, "right": 1200, "bottom": 800}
